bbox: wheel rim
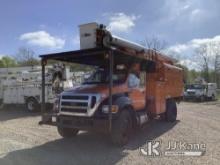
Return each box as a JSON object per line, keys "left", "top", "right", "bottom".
{"left": 212, "top": 95, "right": 215, "bottom": 100}
{"left": 200, "top": 96, "right": 204, "bottom": 102}
{"left": 172, "top": 108, "right": 177, "bottom": 119}
{"left": 28, "top": 101, "right": 34, "bottom": 111}
{"left": 0, "top": 103, "right": 3, "bottom": 109}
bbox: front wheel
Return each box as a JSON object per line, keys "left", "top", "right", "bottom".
{"left": 26, "top": 98, "right": 39, "bottom": 112}
{"left": 111, "top": 110, "right": 132, "bottom": 146}
{"left": 165, "top": 100, "right": 177, "bottom": 122}
{"left": 199, "top": 95, "right": 205, "bottom": 102}
{"left": 211, "top": 94, "right": 216, "bottom": 101}
{"left": 0, "top": 99, "right": 4, "bottom": 110}
{"left": 57, "top": 126, "right": 79, "bottom": 138}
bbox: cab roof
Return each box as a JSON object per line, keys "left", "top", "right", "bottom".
{"left": 39, "top": 47, "right": 156, "bottom": 66}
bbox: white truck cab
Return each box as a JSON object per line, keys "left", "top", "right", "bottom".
{"left": 184, "top": 83, "right": 217, "bottom": 101}
{"left": 0, "top": 65, "right": 74, "bottom": 111}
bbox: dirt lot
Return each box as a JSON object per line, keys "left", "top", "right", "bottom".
{"left": 0, "top": 102, "right": 220, "bottom": 165}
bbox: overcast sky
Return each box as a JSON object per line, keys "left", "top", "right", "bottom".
{"left": 0, "top": 0, "right": 220, "bottom": 69}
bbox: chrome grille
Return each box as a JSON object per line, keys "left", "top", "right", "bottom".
{"left": 59, "top": 93, "right": 101, "bottom": 117}
{"left": 187, "top": 91, "right": 195, "bottom": 95}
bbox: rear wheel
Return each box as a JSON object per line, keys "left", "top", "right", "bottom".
{"left": 165, "top": 99, "right": 177, "bottom": 122}
{"left": 111, "top": 110, "right": 132, "bottom": 146}
{"left": 0, "top": 103, "right": 3, "bottom": 110}
{"left": 57, "top": 126, "right": 79, "bottom": 138}
{"left": 26, "top": 98, "right": 39, "bottom": 112}
{"left": 199, "top": 95, "right": 205, "bottom": 102}
{"left": 211, "top": 94, "right": 215, "bottom": 101}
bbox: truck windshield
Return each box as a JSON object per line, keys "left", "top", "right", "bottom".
{"left": 82, "top": 69, "right": 127, "bottom": 85}
{"left": 187, "top": 84, "right": 205, "bottom": 89}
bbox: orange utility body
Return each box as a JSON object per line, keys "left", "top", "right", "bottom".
{"left": 82, "top": 63, "right": 183, "bottom": 115}
{"left": 146, "top": 60, "right": 183, "bottom": 115}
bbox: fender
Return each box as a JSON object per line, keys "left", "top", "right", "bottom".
{"left": 114, "top": 96, "right": 138, "bottom": 128}
{"left": 94, "top": 94, "right": 134, "bottom": 118}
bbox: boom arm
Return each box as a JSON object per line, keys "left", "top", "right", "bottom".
{"left": 79, "top": 22, "right": 176, "bottom": 64}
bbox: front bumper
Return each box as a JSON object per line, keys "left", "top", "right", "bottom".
{"left": 39, "top": 114, "right": 110, "bottom": 133}
{"left": 184, "top": 95, "right": 201, "bottom": 100}
{"left": 57, "top": 115, "right": 109, "bottom": 132}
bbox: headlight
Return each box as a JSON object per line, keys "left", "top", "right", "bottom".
{"left": 53, "top": 95, "right": 60, "bottom": 113}
{"left": 102, "top": 105, "right": 119, "bottom": 114}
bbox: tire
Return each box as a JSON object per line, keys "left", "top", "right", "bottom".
{"left": 0, "top": 99, "right": 4, "bottom": 110}
{"left": 57, "top": 126, "right": 79, "bottom": 138}
{"left": 183, "top": 96, "right": 188, "bottom": 102}
{"left": 160, "top": 112, "right": 166, "bottom": 120}
{"left": 211, "top": 94, "right": 215, "bottom": 101}
{"left": 200, "top": 95, "right": 205, "bottom": 102}
{"left": 165, "top": 100, "right": 177, "bottom": 122}
{"left": 26, "top": 98, "right": 39, "bottom": 112}
{"left": 0, "top": 103, "right": 4, "bottom": 110}
{"left": 111, "top": 110, "right": 132, "bottom": 146}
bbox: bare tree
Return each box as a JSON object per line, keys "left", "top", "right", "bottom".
{"left": 195, "top": 44, "right": 210, "bottom": 82}
{"left": 194, "top": 41, "right": 220, "bottom": 83}
{"left": 141, "top": 36, "right": 167, "bottom": 51}
{"left": 210, "top": 42, "right": 220, "bottom": 81}
{"left": 16, "top": 47, "right": 40, "bottom": 66}
{"left": 215, "top": 55, "right": 220, "bottom": 73}
{"left": 211, "top": 42, "right": 220, "bottom": 87}
{"left": 214, "top": 55, "right": 220, "bottom": 88}
{"left": 204, "top": 42, "right": 220, "bottom": 86}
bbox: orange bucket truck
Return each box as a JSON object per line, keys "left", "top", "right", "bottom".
{"left": 39, "top": 23, "right": 183, "bottom": 146}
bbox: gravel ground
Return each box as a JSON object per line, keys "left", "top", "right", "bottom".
{"left": 0, "top": 102, "right": 220, "bottom": 165}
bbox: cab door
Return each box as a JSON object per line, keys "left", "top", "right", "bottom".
{"left": 128, "top": 72, "right": 146, "bottom": 111}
